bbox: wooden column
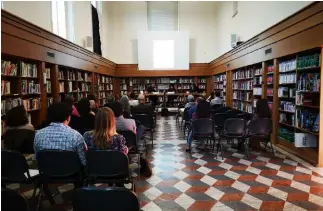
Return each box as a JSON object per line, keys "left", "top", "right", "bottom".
{"left": 318, "top": 47, "right": 323, "bottom": 167}
{"left": 262, "top": 62, "right": 267, "bottom": 99}
{"left": 206, "top": 76, "right": 213, "bottom": 96}
{"left": 272, "top": 59, "right": 279, "bottom": 144}
{"left": 226, "top": 70, "right": 232, "bottom": 107}
{"left": 39, "top": 61, "right": 46, "bottom": 125}
{"left": 52, "top": 65, "right": 59, "bottom": 103}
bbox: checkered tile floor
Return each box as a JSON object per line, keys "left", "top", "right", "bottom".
{"left": 7, "top": 116, "right": 323, "bottom": 211}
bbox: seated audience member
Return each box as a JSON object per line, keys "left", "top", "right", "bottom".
{"left": 111, "top": 101, "right": 145, "bottom": 141}
{"left": 104, "top": 95, "right": 115, "bottom": 108}
{"left": 83, "top": 107, "right": 128, "bottom": 155}
{"left": 120, "top": 95, "right": 131, "bottom": 118}
{"left": 253, "top": 99, "right": 272, "bottom": 119}
{"left": 64, "top": 95, "right": 80, "bottom": 117}
{"left": 34, "top": 103, "right": 87, "bottom": 166}
{"left": 210, "top": 91, "right": 223, "bottom": 106}
{"left": 206, "top": 92, "right": 215, "bottom": 103}
{"left": 189, "top": 97, "right": 204, "bottom": 119}
{"left": 73, "top": 98, "right": 95, "bottom": 133}
{"left": 184, "top": 95, "right": 196, "bottom": 109}
{"left": 87, "top": 94, "right": 99, "bottom": 114}
{"left": 186, "top": 100, "right": 211, "bottom": 152}
{"left": 131, "top": 94, "right": 154, "bottom": 117}
{"left": 2, "top": 106, "right": 35, "bottom": 153}
{"left": 129, "top": 92, "right": 139, "bottom": 107}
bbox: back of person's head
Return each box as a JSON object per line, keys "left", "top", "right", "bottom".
{"left": 76, "top": 98, "right": 91, "bottom": 117}
{"left": 255, "top": 99, "right": 271, "bottom": 118}
{"left": 138, "top": 94, "right": 145, "bottom": 104}
{"left": 87, "top": 94, "right": 96, "bottom": 101}
{"left": 129, "top": 92, "right": 136, "bottom": 100}
{"left": 120, "top": 95, "right": 130, "bottom": 110}
{"left": 5, "top": 105, "right": 29, "bottom": 127}
{"left": 47, "top": 103, "right": 72, "bottom": 123}
{"left": 196, "top": 97, "right": 204, "bottom": 103}
{"left": 210, "top": 92, "right": 215, "bottom": 99}
{"left": 187, "top": 95, "right": 194, "bottom": 102}
{"left": 196, "top": 100, "right": 210, "bottom": 118}
{"left": 215, "top": 91, "right": 221, "bottom": 97}
{"left": 107, "top": 95, "right": 115, "bottom": 103}
{"left": 93, "top": 107, "right": 116, "bottom": 149}
{"left": 64, "top": 95, "right": 75, "bottom": 106}
{"left": 110, "top": 101, "right": 123, "bottom": 117}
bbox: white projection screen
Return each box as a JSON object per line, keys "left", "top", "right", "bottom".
{"left": 137, "top": 31, "right": 189, "bottom": 70}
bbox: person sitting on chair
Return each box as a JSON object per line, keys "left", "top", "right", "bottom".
{"left": 186, "top": 100, "right": 210, "bottom": 152}
{"left": 129, "top": 92, "right": 139, "bottom": 107}
{"left": 131, "top": 94, "right": 154, "bottom": 117}
{"left": 120, "top": 95, "right": 131, "bottom": 118}
{"left": 253, "top": 99, "right": 272, "bottom": 119}
{"left": 184, "top": 95, "right": 195, "bottom": 109}
{"left": 2, "top": 105, "right": 35, "bottom": 153}
{"left": 189, "top": 97, "right": 204, "bottom": 119}
{"left": 34, "top": 103, "right": 87, "bottom": 166}
{"left": 210, "top": 91, "right": 223, "bottom": 106}
{"left": 83, "top": 107, "right": 128, "bottom": 155}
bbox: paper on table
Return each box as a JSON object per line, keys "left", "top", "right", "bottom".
{"left": 24, "top": 169, "right": 39, "bottom": 178}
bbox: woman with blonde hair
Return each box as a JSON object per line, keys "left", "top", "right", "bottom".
{"left": 83, "top": 107, "right": 128, "bottom": 154}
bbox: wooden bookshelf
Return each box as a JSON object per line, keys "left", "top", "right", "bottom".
{"left": 213, "top": 72, "right": 226, "bottom": 105}
{"left": 232, "top": 68, "right": 253, "bottom": 113}
{"left": 97, "top": 75, "right": 114, "bottom": 106}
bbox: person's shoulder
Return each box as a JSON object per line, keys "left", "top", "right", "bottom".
{"left": 112, "top": 134, "right": 126, "bottom": 142}
{"left": 67, "top": 126, "right": 84, "bottom": 139}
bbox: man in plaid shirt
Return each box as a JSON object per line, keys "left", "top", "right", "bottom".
{"left": 34, "top": 102, "right": 87, "bottom": 166}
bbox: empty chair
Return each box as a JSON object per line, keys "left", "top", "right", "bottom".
{"left": 132, "top": 114, "right": 155, "bottom": 146}
{"left": 213, "top": 106, "right": 231, "bottom": 114}
{"left": 210, "top": 104, "right": 223, "bottom": 111}
{"left": 237, "top": 112, "right": 253, "bottom": 121}
{"left": 212, "top": 113, "right": 228, "bottom": 133}
{"left": 246, "top": 118, "right": 274, "bottom": 155}
{"left": 189, "top": 118, "right": 216, "bottom": 153}
{"left": 225, "top": 109, "right": 243, "bottom": 118}
{"left": 218, "top": 118, "right": 246, "bottom": 159}
{"left": 2, "top": 188, "right": 30, "bottom": 211}
{"left": 73, "top": 187, "right": 140, "bottom": 211}
{"left": 36, "top": 150, "right": 84, "bottom": 208}
{"left": 86, "top": 150, "right": 134, "bottom": 191}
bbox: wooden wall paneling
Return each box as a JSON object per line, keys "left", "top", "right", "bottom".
{"left": 115, "top": 63, "right": 211, "bottom": 77}
{"left": 206, "top": 76, "right": 212, "bottom": 96}
{"left": 1, "top": 33, "right": 115, "bottom": 76}
{"left": 39, "top": 61, "right": 46, "bottom": 125}
{"left": 213, "top": 23, "right": 323, "bottom": 75}
{"left": 114, "top": 78, "right": 121, "bottom": 98}
{"left": 262, "top": 62, "right": 267, "bottom": 99}
{"left": 210, "top": 2, "right": 323, "bottom": 67}
{"left": 318, "top": 47, "right": 323, "bottom": 167}
{"left": 52, "top": 65, "right": 59, "bottom": 103}
{"left": 226, "top": 70, "right": 232, "bottom": 107}
{"left": 272, "top": 59, "right": 279, "bottom": 144}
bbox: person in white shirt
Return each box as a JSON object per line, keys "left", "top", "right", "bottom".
{"left": 210, "top": 91, "right": 223, "bottom": 106}
{"left": 129, "top": 92, "right": 139, "bottom": 107}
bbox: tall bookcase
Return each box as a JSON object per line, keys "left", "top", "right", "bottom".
{"left": 213, "top": 72, "right": 226, "bottom": 105}
{"left": 2, "top": 56, "right": 42, "bottom": 126}
{"left": 232, "top": 67, "right": 253, "bottom": 113}
{"left": 97, "top": 74, "right": 113, "bottom": 106}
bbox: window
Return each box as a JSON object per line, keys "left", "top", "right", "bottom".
{"left": 51, "top": 1, "right": 66, "bottom": 39}
{"left": 91, "top": 0, "right": 96, "bottom": 8}
{"left": 153, "top": 40, "right": 175, "bottom": 69}
{"left": 147, "top": 2, "right": 179, "bottom": 31}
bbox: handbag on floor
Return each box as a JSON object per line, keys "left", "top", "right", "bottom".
{"left": 140, "top": 157, "right": 152, "bottom": 177}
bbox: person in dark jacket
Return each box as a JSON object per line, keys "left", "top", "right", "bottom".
{"left": 2, "top": 105, "right": 35, "bottom": 153}
{"left": 70, "top": 98, "right": 95, "bottom": 135}
{"left": 131, "top": 94, "right": 154, "bottom": 117}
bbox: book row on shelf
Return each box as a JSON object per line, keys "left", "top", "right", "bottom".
{"left": 1, "top": 98, "right": 41, "bottom": 114}
{"left": 100, "top": 76, "right": 113, "bottom": 83}
{"left": 1, "top": 60, "right": 38, "bottom": 77}
{"left": 22, "top": 80, "right": 40, "bottom": 94}
{"left": 279, "top": 73, "right": 296, "bottom": 84}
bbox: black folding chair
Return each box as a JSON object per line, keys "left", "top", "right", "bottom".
{"left": 73, "top": 187, "right": 140, "bottom": 211}
{"left": 189, "top": 118, "right": 216, "bottom": 153}
{"left": 182, "top": 107, "right": 191, "bottom": 137}
{"left": 1, "top": 129, "right": 35, "bottom": 154}
{"left": 225, "top": 109, "right": 243, "bottom": 118}
{"left": 210, "top": 104, "right": 223, "bottom": 111}
{"left": 237, "top": 112, "right": 253, "bottom": 121}
{"left": 218, "top": 118, "right": 246, "bottom": 159}
{"left": 117, "top": 130, "right": 141, "bottom": 175}
{"left": 132, "top": 114, "right": 155, "bottom": 146}
{"left": 86, "top": 150, "right": 135, "bottom": 191}
{"left": 2, "top": 188, "right": 30, "bottom": 211}
{"left": 176, "top": 103, "right": 185, "bottom": 126}
{"left": 1, "top": 150, "right": 39, "bottom": 198}
{"left": 246, "top": 118, "right": 274, "bottom": 156}
{"left": 213, "top": 106, "right": 231, "bottom": 114}
{"left": 36, "top": 150, "right": 84, "bottom": 209}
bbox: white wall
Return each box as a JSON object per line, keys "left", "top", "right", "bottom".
{"left": 73, "top": 1, "right": 93, "bottom": 51}
{"left": 214, "top": 1, "right": 312, "bottom": 58}
{"left": 3, "top": 1, "right": 93, "bottom": 52}
{"left": 103, "top": 1, "right": 218, "bottom": 64}
{"left": 3, "top": 1, "right": 52, "bottom": 32}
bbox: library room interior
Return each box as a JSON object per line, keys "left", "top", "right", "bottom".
{"left": 1, "top": 1, "right": 323, "bottom": 211}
